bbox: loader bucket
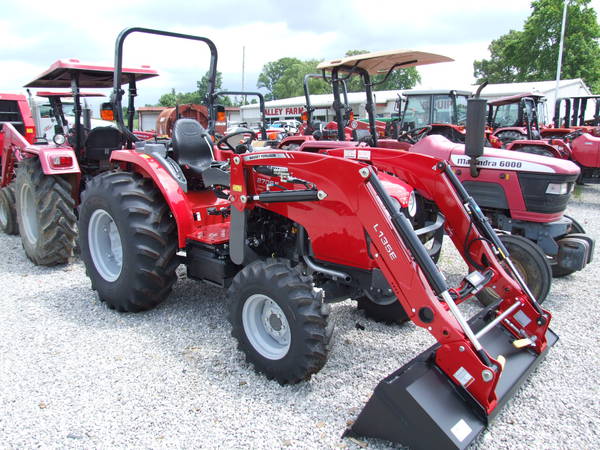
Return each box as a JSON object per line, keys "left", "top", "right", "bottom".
{"left": 345, "top": 306, "right": 558, "bottom": 449}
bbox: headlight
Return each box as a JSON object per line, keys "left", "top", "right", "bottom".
{"left": 407, "top": 191, "right": 417, "bottom": 217}
{"left": 53, "top": 133, "right": 66, "bottom": 145}
{"left": 545, "top": 182, "right": 569, "bottom": 195}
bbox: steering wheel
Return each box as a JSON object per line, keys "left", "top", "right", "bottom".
{"left": 397, "top": 125, "right": 432, "bottom": 144}
{"left": 562, "top": 129, "right": 584, "bottom": 143}
{"left": 215, "top": 129, "right": 257, "bottom": 153}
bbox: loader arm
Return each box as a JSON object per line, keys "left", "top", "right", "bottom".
{"left": 229, "top": 149, "right": 553, "bottom": 438}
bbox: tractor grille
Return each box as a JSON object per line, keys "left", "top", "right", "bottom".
{"left": 0, "top": 100, "right": 25, "bottom": 134}
{"left": 517, "top": 172, "right": 578, "bottom": 214}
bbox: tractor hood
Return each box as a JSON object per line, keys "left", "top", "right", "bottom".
{"left": 413, "top": 135, "right": 580, "bottom": 176}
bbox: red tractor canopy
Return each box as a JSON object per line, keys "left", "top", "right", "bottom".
{"left": 35, "top": 91, "right": 105, "bottom": 98}
{"left": 487, "top": 92, "right": 545, "bottom": 107}
{"left": 24, "top": 59, "right": 158, "bottom": 88}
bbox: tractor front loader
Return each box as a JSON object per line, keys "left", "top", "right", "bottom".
{"left": 78, "top": 28, "right": 557, "bottom": 448}
{"left": 81, "top": 116, "right": 557, "bottom": 450}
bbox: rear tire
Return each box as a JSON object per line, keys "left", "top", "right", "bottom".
{"left": 15, "top": 158, "right": 77, "bottom": 265}
{"left": 477, "top": 234, "right": 552, "bottom": 306}
{"left": 227, "top": 259, "right": 332, "bottom": 384}
{"left": 78, "top": 171, "right": 178, "bottom": 312}
{"left": 0, "top": 184, "right": 18, "bottom": 235}
{"left": 551, "top": 215, "right": 586, "bottom": 278}
{"left": 516, "top": 145, "right": 555, "bottom": 158}
{"left": 356, "top": 295, "right": 409, "bottom": 325}
{"left": 496, "top": 130, "right": 526, "bottom": 146}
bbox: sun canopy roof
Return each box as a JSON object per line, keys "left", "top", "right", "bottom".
{"left": 404, "top": 89, "right": 472, "bottom": 96}
{"left": 36, "top": 91, "right": 105, "bottom": 98}
{"left": 488, "top": 92, "right": 545, "bottom": 106}
{"left": 317, "top": 50, "right": 453, "bottom": 75}
{"left": 24, "top": 59, "right": 158, "bottom": 88}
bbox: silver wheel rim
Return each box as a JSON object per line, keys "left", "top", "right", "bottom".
{"left": 88, "top": 209, "right": 123, "bottom": 282}
{"left": 20, "top": 184, "right": 39, "bottom": 244}
{"left": 0, "top": 196, "right": 8, "bottom": 228}
{"left": 242, "top": 294, "right": 291, "bottom": 360}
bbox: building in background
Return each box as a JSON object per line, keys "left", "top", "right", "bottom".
{"left": 238, "top": 79, "right": 591, "bottom": 126}
{"left": 137, "top": 106, "right": 241, "bottom": 131}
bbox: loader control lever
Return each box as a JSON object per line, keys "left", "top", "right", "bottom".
{"left": 460, "top": 270, "right": 494, "bottom": 297}
{"left": 207, "top": 206, "right": 231, "bottom": 217}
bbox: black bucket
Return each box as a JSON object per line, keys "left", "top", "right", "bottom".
{"left": 345, "top": 307, "right": 559, "bottom": 449}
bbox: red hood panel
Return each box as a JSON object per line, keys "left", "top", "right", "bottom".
{"left": 412, "top": 135, "right": 579, "bottom": 176}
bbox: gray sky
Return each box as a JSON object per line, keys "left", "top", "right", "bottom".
{"left": 1, "top": 0, "right": 598, "bottom": 105}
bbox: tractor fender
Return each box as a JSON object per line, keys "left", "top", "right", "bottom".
{"left": 276, "top": 135, "right": 313, "bottom": 149}
{"left": 492, "top": 126, "right": 528, "bottom": 137}
{"left": 569, "top": 133, "right": 600, "bottom": 167}
{"left": 507, "top": 140, "right": 564, "bottom": 159}
{"left": 23, "top": 146, "right": 82, "bottom": 175}
{"left": 110, "top": 149, "right": 194, "bottom": 248}
{"left": 2, "top": 122, "right": 81, "bottom": 191}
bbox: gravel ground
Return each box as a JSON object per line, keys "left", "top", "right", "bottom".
{"left": 1, "top": 184, "right": 599, "bottom": 450}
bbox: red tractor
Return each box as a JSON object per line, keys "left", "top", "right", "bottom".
{"left": 396, "top": 87, "right": 502, "bottom": 148}
{"left": 79, "top": 28, "right": 557, "bottom": 449}
{"left": 0, "top": 93, "right": 37, "bottom": 234}
{"left": 0, "top": 59, "right": 157, "bottom": 264}
{"left": 487, "top": 92, "right": 548, "bottom": 144}
{"left": 488, "top": 92, "right": 600, "bottom": 183}
{"left": 314, "top": 51, "right": 593, "bottom": 302}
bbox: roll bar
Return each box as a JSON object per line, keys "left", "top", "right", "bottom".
{"left": 111, "top": 27, "right": 218, "bottom": 141}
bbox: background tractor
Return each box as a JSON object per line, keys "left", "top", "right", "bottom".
{"left": 489, "top": 92, "right": 600, "bottom": 184}
{"left": 0, "top": 59, "right": 157, "bottom": 264}
{"left": 315, "top": 50, "right": 594, "bottom": 303}
{"left": 396, "top": 88, "right": 502, "bottom": 148}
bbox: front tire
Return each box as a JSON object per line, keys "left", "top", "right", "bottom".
{"left": 516, "top": 145, "right": 555, "bottom": 158}
{"left": 227, "top": 259, "right": 332, "bottom": 384}
{"left": 551, "top": 215, "right": 586, "bottom": 278}
{"left": 496, "top": 130, "right": 526, "bottom": 146}
{"left": 15, "top": 158, "right": 77, "bottom": 265}
{"left": 0, "top": 185, "right": 18, "bottom": 235}
{"left": 78, "top": 171, "right": 178, "bottom": 312}
{"left": 477, "top": 234, "right": 552, "bottom": 306}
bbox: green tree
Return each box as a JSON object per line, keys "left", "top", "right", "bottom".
{"left": 257, "top": 57, "right": 302, "bottom": 99}
{"left": 272, "top": 59, "right": 330, "bottom": 99}
{"left": 158, "top": 70, "right": 230, "bottom": 107}
{"left": 343, "top": 50, "right": 421, "bottom": 92}
{"left": 474, "top": 0, "right": 600, "bottom": 92}
{"left": 257, "top": 51, "right": 420, "bottom": 100}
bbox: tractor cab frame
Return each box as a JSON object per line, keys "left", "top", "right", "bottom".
{"left": 487, "top": 92, "right": 547, "bottom": 144}
{"left": 399, "top": 89, "right": 471, "bottom": 143}
{"left": 553, "top": 95, "right": 600, "bottom": 129}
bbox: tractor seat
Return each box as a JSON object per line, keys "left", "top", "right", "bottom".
{"left": 84, "top": 126, "right": 124, "bottom": 161}
{"left": 171, "top": 119, "right": 229, "bottom": 187}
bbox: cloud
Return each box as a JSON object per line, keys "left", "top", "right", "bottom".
{"left": 2, "top": 0, "right": 599, "bottom": 105}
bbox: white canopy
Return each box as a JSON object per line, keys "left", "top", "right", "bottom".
{"left": 317, "top": 49, "right": 453, "bottom": 75}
